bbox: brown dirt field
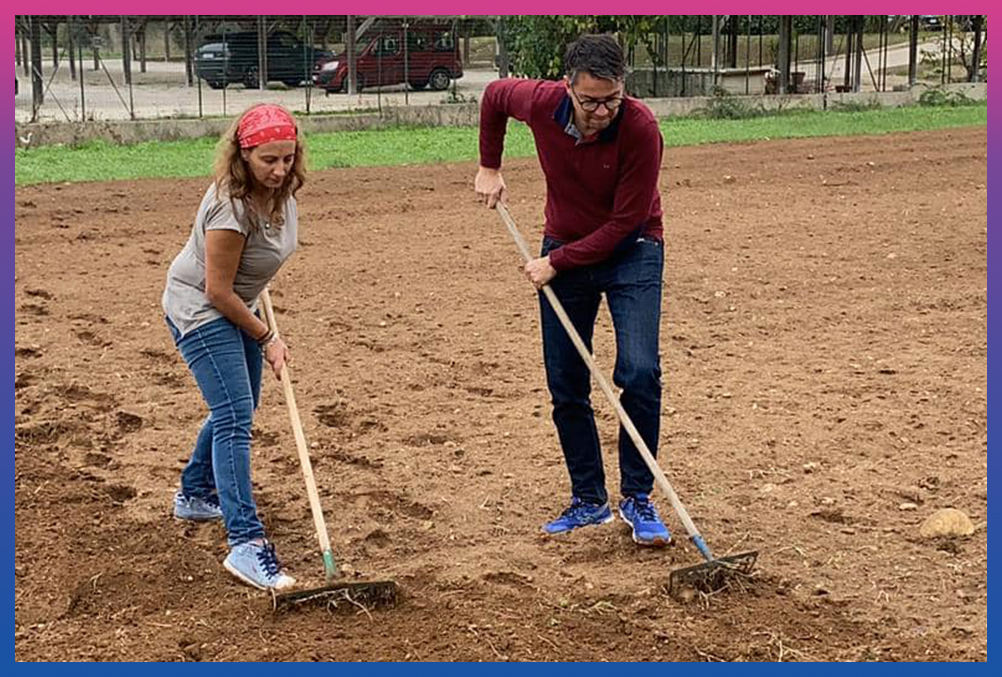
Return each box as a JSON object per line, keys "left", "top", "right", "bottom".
{"left": 14, "top": 127, "right": 987, "bottom": 661}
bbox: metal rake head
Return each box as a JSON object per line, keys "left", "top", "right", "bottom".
{"left": 275, "top": 580, "right": 399, "bottom": 611}
{"left": 668, "top": 551, "right": 759, "bottom": 599}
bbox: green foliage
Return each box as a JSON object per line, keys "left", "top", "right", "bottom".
{"left": 696, "top": 89, "right": 769, "bottom": 119}
{"left": 918, "top": 88, "right": 979, "bottom": 107}
{"left": 829, "top": 100, "right": 884, "bottom": 113}
{"left": 502, "top": 16, "right": 666, "bottom": 79}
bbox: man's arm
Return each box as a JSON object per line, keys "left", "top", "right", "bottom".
{"left": 476, "top": 79, "right": 539, "bottom": 208}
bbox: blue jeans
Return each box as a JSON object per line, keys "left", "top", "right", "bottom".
{"left": 540, "top": 235, "right": 664, "bottom": 505}
{"left": 167, "top": 316, "right": 265, "bottom": 546}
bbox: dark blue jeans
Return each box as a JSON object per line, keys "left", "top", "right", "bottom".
{"left": 167, "top": 316, "right": 265, "bottom": 546}
{"left": 540, "top": 235, "right": 664, "bottom": 505}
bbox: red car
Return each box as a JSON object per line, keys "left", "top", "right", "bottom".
{"left": 315, "top": 24, "right": 463, "bottom": 93}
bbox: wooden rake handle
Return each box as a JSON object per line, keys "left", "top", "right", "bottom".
{"left": 494, "top": 202, "right": 711, "bottom": 556}
{"left": 259, "top": 288, "right": 337, "bottom": 581}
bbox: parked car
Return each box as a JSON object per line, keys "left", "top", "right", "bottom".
{"left": 314, "top": 24, "right": 463, "bottom": 93}
{"left": 917, "top": 15, "right": 943, "bottom": 31}
{"left": 195, "top": 30, "right": 333, "bottom": 89}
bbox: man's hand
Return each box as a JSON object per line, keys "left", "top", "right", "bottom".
{"left": 475, "top": 166, "right": 507, "bottom": 209}
{"left": 524, "top": 256, "right": 557, "bottom": 289}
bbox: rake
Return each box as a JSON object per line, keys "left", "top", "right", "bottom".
{"left": 259, "top": 288, "right": 398, "bottom": 610}
{"left": 494, "top": 202, "right": 757, "bottom": 598}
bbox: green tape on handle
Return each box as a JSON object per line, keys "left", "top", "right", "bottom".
{"left": 322, "top": 550, "right": 337, "bottom": 583}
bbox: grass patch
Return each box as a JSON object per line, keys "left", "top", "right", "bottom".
{"left": 15, "top": 103, "right": 986, "bottom": 186}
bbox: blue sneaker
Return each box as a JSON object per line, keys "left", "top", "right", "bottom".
{"left": 173, "top": 490, "right": 223, "bottom": 522}
{"left": 223, "top": 539, "right": 297, "bottom": 591}
{"left": 619, "top": 494, "right": 671, "bottom": 546}
{"left": 542, "top": 497, "right": 614, "bottom": 535}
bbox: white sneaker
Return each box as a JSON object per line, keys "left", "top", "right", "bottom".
{"left": 223, "top": 539, "right": 297, "bottom": 590}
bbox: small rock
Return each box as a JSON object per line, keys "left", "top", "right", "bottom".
{"left": 919, "top": 508, "right": 975, "bottom": 539}
{"left": 886, "top": 253, "right": 897, "bottom": 259}
{"left": 806, "top": 154, "right": 815, "bottom": 160}
{"left": 820, "top": 497, "right": 836, "bottom": 506}
{"left": 723, "top": 175, "right": 736, "bottom": 184}
{"left": 895, "top": 486, "right": 926, "bottom": 504}
{"left": 899, "top": 502, "right": 919, "bottom": 511}
{"left": 803, "top": 462, "right": 819, "bottom": 474}
{"left": 759, "top": 483, "right": 775, "bottom": 494}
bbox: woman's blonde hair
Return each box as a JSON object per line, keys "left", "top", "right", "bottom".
{"left": 214, "top": 104, "right": 307, "bottom": 229}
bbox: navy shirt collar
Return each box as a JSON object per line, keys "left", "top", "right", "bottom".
{"left": 552, "top": 92, "right": 626, "bottom": 143}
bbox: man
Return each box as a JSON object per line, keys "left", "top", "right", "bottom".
{"left": 475, "top": 34, "right": 669, "bottom": 546}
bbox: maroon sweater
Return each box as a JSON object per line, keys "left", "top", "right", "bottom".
{"left": 479, "top": 78, "right": 663, "bottom": 271}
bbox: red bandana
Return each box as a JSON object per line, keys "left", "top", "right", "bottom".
{"left": 237, "top": 105, "right": 297, "bottom": 149}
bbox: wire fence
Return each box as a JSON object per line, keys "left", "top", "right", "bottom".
{"left": 14, "top": 15, "right": 986, "bottom": 124}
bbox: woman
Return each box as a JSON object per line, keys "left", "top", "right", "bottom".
{"left": 162, "top": 104, "right": 304, "bottom": 590}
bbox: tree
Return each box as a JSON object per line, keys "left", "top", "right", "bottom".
{"left": 503, "top": 15, "right": 665, "bottom": 79}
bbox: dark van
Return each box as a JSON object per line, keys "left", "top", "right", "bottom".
{"left": 195, "top": 30, "right": 333, "bottom": 89}
{"left": 314, "top": 25, "right": 463, "bottom": 93}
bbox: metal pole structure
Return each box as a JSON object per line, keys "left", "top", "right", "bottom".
{"left": 347, "top": 15, "right": 357, "bottom": 96}
{"left": 121, "top": 16, "right": 131, "bottom": 86}
{"left": 794, "top": 28, "right": 799, "bottom": 87}
{"left": 745, "top": 15, "right": 751, "bottom": 94}
{"left": 15, "top": 16, "right": 22, "bottom": 68}
{"left": 30, "top": 16, "right": 44, "bottom": 116}
{"left": 758, "top": 15, "right": 763, "bottom": 66}
{"left": 729, "top": 14, "right": 738, "bottom": 68}
{"left": 826, "top": 15, "right": 835, "bottom": 55}
{"left": 78, "top": 25, "right": 86, "bottom": 120}
{"left": 196, "top": 16, "right": 203, "bottom": 117}
{"left": 711, "top": 15, "right": 719, "bottom": 89}
{"left": 820, "top": 15, "right": 826, "bottom": 94}
{"left": 946, "top": 15, "right": 953, "bottom": 84}
{"left": 302, "top": 16, "right": 311, "bottom": 115}
{"left": 696, "top": 15, "right": 702, "bottom": 67}
{"left": 652, "top": 24, "right": 659, "bottom": 96}
{"left": 184, "top": 16, "right": 194, "bottom": 86}
{"left": 165, "top": 20, "right": 171, "bottom": 62}
{"left": 664, "top": 16, "right": 670, "bottom": 95}
{"left": 853, "top": 15, "right": 864, "bottom": 92}
{"left": 680, "top": 27, "right": 687, "bottom": 95}
{"left": 843, "top": 19, "right": 853, "bottom": 91}
{"left": 971, "top": 15, "right": 984, "bottom": 82}
{"left": 121, "top": 16, "right": 135, "bottom": 119}
{"left": 22, "top": 18, "right": 32, "bottom": 75}
{"left": 777, "top": 15, "right": 791, "bottom": 93}
{"left": 258, "top": 15, "right": 268, "bottom": 90}
{"left": 139, "top": 23, "right": 147, "bottom": 74}
{"left": 47, "top": 23, "right": 58, "bottom": 69}
{"left": 941, "top": 16, "right": 948, "bottom": 85}
{"left": 376, "top": 28, "right": 382, "bottom": 115}
{"left": 908, "top": 15, "right": 919, "bottom": 86}
{"left": 496, "top": 16, "right": 509, "bottom": 78}
{"left": 222, "top": 24, "right": 228, "bottom": 116}
{"left": 403, "top": 20, "right": 409, "bottom": 105}
{"left": 881, "top": 15, "right": 889, "bottom": 91}
{"left": 68, "top": 23, "right": 76, "bottom": 81}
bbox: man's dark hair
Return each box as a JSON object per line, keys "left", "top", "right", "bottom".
{"left": 564, "top": 34, "right": 625, "bottom": 83}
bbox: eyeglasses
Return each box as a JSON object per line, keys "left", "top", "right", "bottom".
{"left": 570, "top": 87, "right": 624, "bottom": 113}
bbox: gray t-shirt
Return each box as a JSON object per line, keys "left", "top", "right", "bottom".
{"left": 162, "top": 183, "right": 298, "bottom": 339}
